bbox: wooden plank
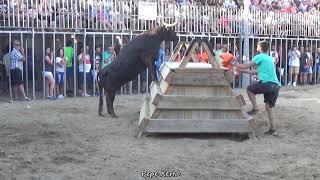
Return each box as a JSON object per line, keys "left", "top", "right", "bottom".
{"left": 138, "top": 97, "right": 150, "bottom": 129}
{"left": 159, "top": 78, "right": 174, "bottom": 95}
{"left": 179, "top": 42, "right": 199, "bottom": 68}
{"left": 159, "top": 63, "right": 172, "bottom": 81}
{"left": 144, "top": 119, "right": 251, "bottom": 133}
{"left": 201, "top": 42, "right": 219, "bottom": 69}
{"left": 164, "top": 62, "right": 216, "bottom": 70}
{"left": 157, "top": 96, "right": 242, "bottom": 110}
{"left": 149, "top": 97, "right": 160, "bottom": 119}
{"left": 169, "top": 41, "right": 185, "bottom": 62}
{"left": 170, "top": 71, "right": 230, "bottom": 86}
{"left": 150, "top": 82, "right": 162, "bottom": 106}
{"left": 224, "top": 70, "right": 235, "bottom": 83}
{"left": 236, "top": 94, "right": 246, "bottom": 107}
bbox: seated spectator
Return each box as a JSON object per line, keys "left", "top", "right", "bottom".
{"left": 195, "top": 48, "right": 209, "bottom": 63}
{"left": 78, "top": 45, "right": 91, "bottom": 97}
{"left": 44, "top": 47, "right": 55, "bottom": 100}
{"left": 164, "top": 48, "right": 171, "bottom": 62}
{"left": 55, "top": 48, "right": 66, "bottom": 99}
{"left": 224, "top": 0, "right": 237, "bottom": 8}
{"left": 10, "top": 40, "right": 31, "bottom": 101}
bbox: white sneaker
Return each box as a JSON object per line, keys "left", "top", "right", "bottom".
{"left": 287, "top": 81, "right": 292, "bottom": 86}
{"left": 293, "top": 82, "right": 296, "bottom": 87}
{"left": 58, "top": 94, "right": 64, "bottom": 99}
{"left": 83, "top": 93, "right": 90, "bottom": 97}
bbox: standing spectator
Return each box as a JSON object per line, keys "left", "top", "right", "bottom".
{"left": 102, "top": 46, "right": 116, "bottom": 69}
{"left": 0, "top": 59, "right": 5, "bottom": 94}
{"left": 65, "top": 40, "right": 74, "bottom": 96}
{"left": 299, "top": 47, "right": 308, "bottom": 85}
{"left": 10, "top": 40, "right": 31, "bottom": 101}
{"left": 270, "top": 44, "right": 280, "bottom": 81}
{"left": 91, "top": 60, "right": 100, "bottom": 96}
{"left": 94, "top": 45, "right": 102, "bottom": 68}
{"left": 164, "top": 48, "right": 171, "bottom": 62}
{"left": 315, "top": 48, "right": 320, "bottom": 84}
{"left": 288, "top": 46, "right": 300, "bottom": 87}
{"left": 306, "top": 46, "right": 313, "bottom": 84}
{"left": 44, "top": 47, "right": 55, "bottom": 99}
{"left": 78, "top": 45, "right": 91, "bottom": 97}
{"left": 224, "top": 0, "right": 237, "bottom": 8}
{"left": 2, "top": 46, "right": 10, "bottom": 93}
{"left": 55, "top": 48, "right": 66, "bottom": 99}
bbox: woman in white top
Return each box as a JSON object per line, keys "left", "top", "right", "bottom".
{"left": 55, "top": 48, "right": 66, "bottom": 99}
{"left": 78, "top": 46, "right": 92, "bottom": 96}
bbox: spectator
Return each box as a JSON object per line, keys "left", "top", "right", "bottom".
{"left": 65, "top": 40, "right": 74, "bottom": 96}
{"left": 196, "top": 47, "right": 209, "bottom": 63}
{"left": 315, "top": 47, "right": 320, "bottom": 84}
{"left": 224, "top": 0, "right": 237, "bottom": 8}
{"left": 2, "top": 46, "right": 10, "bottom": 93}
{"left": 288, "top": 45, "right": 300, "bottom": 87}
{"left": 305, "top": 46, "right": 313, "bottom": 84}
{"left": 55, "top": 48, "right": 66, "bottom": 99}
{"left": 0, "top": 59, "right": 5, "bottom": 94}
{"left": 155, "top": 47, "right": 164, "bottom": 80}
{"left": 103, "top": 46, "right": 116, "bottom": 68}
{"left": 44, "top": 47, "right": 55, "bottom": 100}
{"left": 175, "top": 46, "right": 186, "bottom": 62}
{"left": 78, "top": 45, "right": 91, "bottom": 97}
{"left": 299, "top": 46, "right": 309, "bottom": 85}
{"left": 91, "top": 60, "right": 100, "bottom": 96}
{"left": 164, "top": 48, "right": 171, "bottom": 62}
{"left": 10, "top": 40, "right": 31, "bottom": 101}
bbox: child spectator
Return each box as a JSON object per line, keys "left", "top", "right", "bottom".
{"left": 78, "top": 45, "right": 91, "bottom": 97}
{"left": 91, "top": 60, "right": 100, "bottom": 96}
{"left": 44, "top": 47, "right": 55, "bottom": 100}
{"left": 55, "top": 48, "right": 66, "bottom": 99}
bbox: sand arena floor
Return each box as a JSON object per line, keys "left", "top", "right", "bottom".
{"left": 0, "top": 86, "right": 320, "bottom": 180}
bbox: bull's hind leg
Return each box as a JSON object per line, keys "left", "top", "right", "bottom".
{"left": 106, "top": 90, "right": 118, "bottom": 118}
{"left": 98, "top": 84, "right": 105, "bottom": 117}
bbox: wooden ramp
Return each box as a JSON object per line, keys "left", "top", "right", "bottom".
{"left": 138, "top": 39, "right": 255, "bottom": 136}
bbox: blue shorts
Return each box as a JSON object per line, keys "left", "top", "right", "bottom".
{"left": 300, "top": 66, "right": 309, "bottom": 73}
{"left": 316, "top": 65, "right": 320, "bottom": 73}
{"left": 79, "top": 72, "right": 92, "bottom": 86}
{"left": 66, "top": 67, "right": 73, "bottom": 78}
{"left": 55, "top": 72, "right": 64, "bottom": 86}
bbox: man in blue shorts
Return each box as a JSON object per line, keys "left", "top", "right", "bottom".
{"left": 232, "top": 40, "right": 281, "bottom": 136}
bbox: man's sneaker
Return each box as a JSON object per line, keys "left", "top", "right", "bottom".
{"left": 293, "top": 82, "right": 297, "bottom": 87}
{"left": 287, "top": 81, "right": 292, "bottom": 86}
{"left": 57, "top": 94, "right": 64, "bottom": 99}
{"left": 247, "top": 109, "right": 259, "bottom": 115}
{"left": 265, "top": 128, "right": 278, "bottom": 136}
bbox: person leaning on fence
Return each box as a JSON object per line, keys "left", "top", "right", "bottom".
{"left": 288, "top": 45, "right": 300, "bottom": 87}
{"left": 44, "top": 47, "right": 56, "bottom": 100}
{"left": 315, "top": 48, "right": 320, "bottom": 84}
{"left": 55, "top": 48, "right": 66, "bottom": 99}
{"left": 78, "top": 46, "right": 91, "bottom": 97}
{"left": 10, "top": 40, "right": 31, "bottom": 101}
{"left": 231, "top": 40, "right": 281, "bottom": 136}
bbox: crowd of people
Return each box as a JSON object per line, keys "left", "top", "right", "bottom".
{"left": 0, "top": 0, "right": 319, "bottom": 37}
{"left": 1, "top": 37, "right": 320, "bottom": 101}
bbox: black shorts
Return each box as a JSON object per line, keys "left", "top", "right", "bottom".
{"left": 247, "top": 81, "right": 280, "bottom": 108}
{"left": 10, "top": 68, "right": 24, "bottom": 86}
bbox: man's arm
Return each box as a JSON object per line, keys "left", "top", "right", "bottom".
{"left": 233, "top": 61, "right": 255, "bottom": 69}
{"left": 237, "top": 68, "right": 258, "bottom": 75}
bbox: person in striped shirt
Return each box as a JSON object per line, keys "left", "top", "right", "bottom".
{"left": 10, "top": 40, "right": 31, "bottom": 101}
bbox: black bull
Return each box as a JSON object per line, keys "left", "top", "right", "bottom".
{"left": 97, "top": 26, "right": 177, "bottom": 118}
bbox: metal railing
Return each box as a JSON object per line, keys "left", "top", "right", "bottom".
{"left": 0, "top": 0, "right": 320, "bottom": 37}
{"left": 1, "top": 31, "right": 320, "bottom": 101}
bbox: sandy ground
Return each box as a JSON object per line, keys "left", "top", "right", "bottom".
{"left": 0, "top": 85, "right": 320, "bottom": 180}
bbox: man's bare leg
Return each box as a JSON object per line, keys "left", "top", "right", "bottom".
{"left": 265, "top": 103, "right": 275, "bottom": 130}
{"left": 13, "top": 85, "right": 18, "bottom": 100}
{"left": 247, "top": 88, "right": 258, "bottom": 111}
{"left": 18, "top": 84, "right": 27, "bottom": 99}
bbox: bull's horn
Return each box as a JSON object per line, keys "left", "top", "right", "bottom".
{"left": 163, "top": 16, "right": 179, "bottom": 28}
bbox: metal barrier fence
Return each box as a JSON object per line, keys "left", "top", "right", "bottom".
{"left": 0, "top": 0, "right": 320, "bottom": 37}
{"left": 1, "top": 31, "right": 320, "bottom": 101}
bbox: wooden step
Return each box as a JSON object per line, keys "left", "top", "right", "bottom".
{"left": 144, "top": 118, "right": 253, "bottom": 133}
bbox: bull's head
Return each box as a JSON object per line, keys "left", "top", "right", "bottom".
{"left": 159, "top": 17, "right": 179, "bottom": 42}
